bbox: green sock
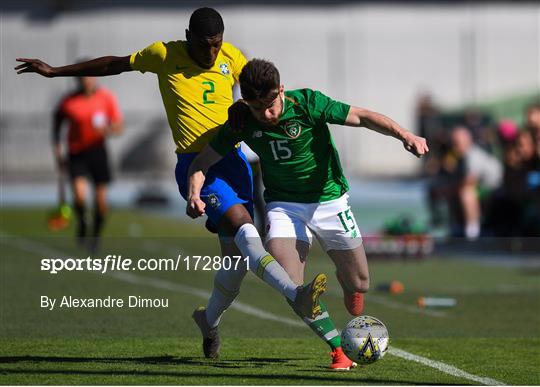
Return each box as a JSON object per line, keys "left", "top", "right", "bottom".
{"left": 288, "top": 299, "right": 341, "bottom": 350}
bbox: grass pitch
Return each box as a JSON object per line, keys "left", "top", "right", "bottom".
{"left": 1, "top": 208, "right": 539, "bottom": 385}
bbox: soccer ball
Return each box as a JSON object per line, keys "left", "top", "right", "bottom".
{"left": 341, "top": 316, "right": 389, "bottom": 364}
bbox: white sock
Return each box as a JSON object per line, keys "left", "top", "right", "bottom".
{"left": 234, "top": 223, "right": 298, "bottom": 301}
{"left": 465, "top": 221, "right": 480, "bottom": 240}
{"left": 205, "top": 258, "right": 248, "bottom": 328}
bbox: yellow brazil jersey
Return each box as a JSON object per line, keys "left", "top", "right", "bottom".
{"left": 130, "top": 40, "right": 247, "bottom": 153}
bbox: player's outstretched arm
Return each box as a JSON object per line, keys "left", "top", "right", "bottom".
{"left": 344, "top": 106, "right": 429, "bottom": 158}
{"left": 14, "top": 56, "right": 132, "bottom": 78}
{"left": 186, "top": 145, "right": 224, "bottom": 219}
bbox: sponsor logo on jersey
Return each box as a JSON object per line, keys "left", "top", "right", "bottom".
{"left": 219, "top": 62, "right": 230, "bottom": 76}
{"left": 282, "top": 121, "right": 302, "bottom": 139}
{"left": 208, "top": 194, "right": 221, "bottom": 208}
{"left": 253, "top": 130, "right": 263, "bottom": 138}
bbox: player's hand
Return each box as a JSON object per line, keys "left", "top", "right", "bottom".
{"left": 402, "top": 133, "right": 429, "bottom": 158}
{"left": 14, "top": 58, "right": 56, "bottom": 77}
{"left": 228, "top": 100, "right": 251, "bottom": 133}
{"left": 186, "top": 197, "right": 206, "bottom": 218}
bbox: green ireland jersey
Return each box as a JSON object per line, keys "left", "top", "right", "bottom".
{"left": 210, "top": 89, "right": 351, "bottom": 203}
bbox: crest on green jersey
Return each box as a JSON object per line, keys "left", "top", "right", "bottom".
{"left": 282, "top": 121, "right": 302, "bottom": 139}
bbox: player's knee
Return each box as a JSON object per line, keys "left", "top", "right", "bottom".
{"left": 360, "top": 273, "right": 370, "bottom": 292}
{"left": 352, "top": 282, "right": 369, "bottom": 294}
{"left": 220, "top": 205, "right": 254, "bottom": 235}
{"left": 348, "top": 274, "right": 369, "bottom": 293}
{"left": 232, "top": 216, "right": 254, "bottom": 233}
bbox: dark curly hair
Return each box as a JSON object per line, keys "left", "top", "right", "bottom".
{"left": 239, "top": 59, "right": 280, "bottom": 101}
{"left": 189, "top": 7, "right": 224, "bottom": 37}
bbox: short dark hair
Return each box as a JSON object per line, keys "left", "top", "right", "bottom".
{"left": 239, "top": 59, "right": 280, "bottom": 101}
{"left": 189, "top": 7, "right": 224, "bottom": 37}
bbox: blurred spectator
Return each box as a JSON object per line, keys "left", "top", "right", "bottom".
{"left": 525, "top": 102, "right": 540, "bottom": 158}
{"left": 497, "top": 119, "right": 519, "bottom": 145}
{"left": 490, "top": 130, "right": 540, "bottom": 237}
{"left": 448, "top": 126, "right": 502, "bottom": 239}
{"left": 481, "top": 118, "right": 518, "bottom": 162}
{"left": 426, "top": 124, "right": 503, "bottom": 239}
{"left": 425, "top": 98, "right": 539, "bottom": 240}
{"left": 517, "top": 130, "right": 538, "bottom": 169}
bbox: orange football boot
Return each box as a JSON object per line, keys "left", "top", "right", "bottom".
{"left": 330, "top": 347, "right": 357, "bottom": 370}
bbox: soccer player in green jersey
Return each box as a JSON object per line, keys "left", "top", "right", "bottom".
{"left": 187, "top": 59, "right": 428, "bottom": 368}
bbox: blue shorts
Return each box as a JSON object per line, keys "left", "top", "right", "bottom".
{"left": 176, "top": 148, "right": 254, "bottom": 233}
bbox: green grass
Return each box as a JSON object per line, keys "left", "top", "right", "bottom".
{"left": 1, "top": 208, "right": 539, "bottom": 385}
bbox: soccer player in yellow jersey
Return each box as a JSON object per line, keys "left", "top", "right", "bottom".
{"left": 15, "top": 7, "right": 326, "bottom": 359}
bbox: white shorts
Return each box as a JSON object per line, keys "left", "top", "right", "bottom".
{"left": 265, "top": 194, "right": 363, "bottom": 252}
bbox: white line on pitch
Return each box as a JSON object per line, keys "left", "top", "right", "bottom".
{"left": 389, "top": 347, "right": 505, "bottom": 386}
{"left": 1, "top": 233, "right": 504, "bottom": 385}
